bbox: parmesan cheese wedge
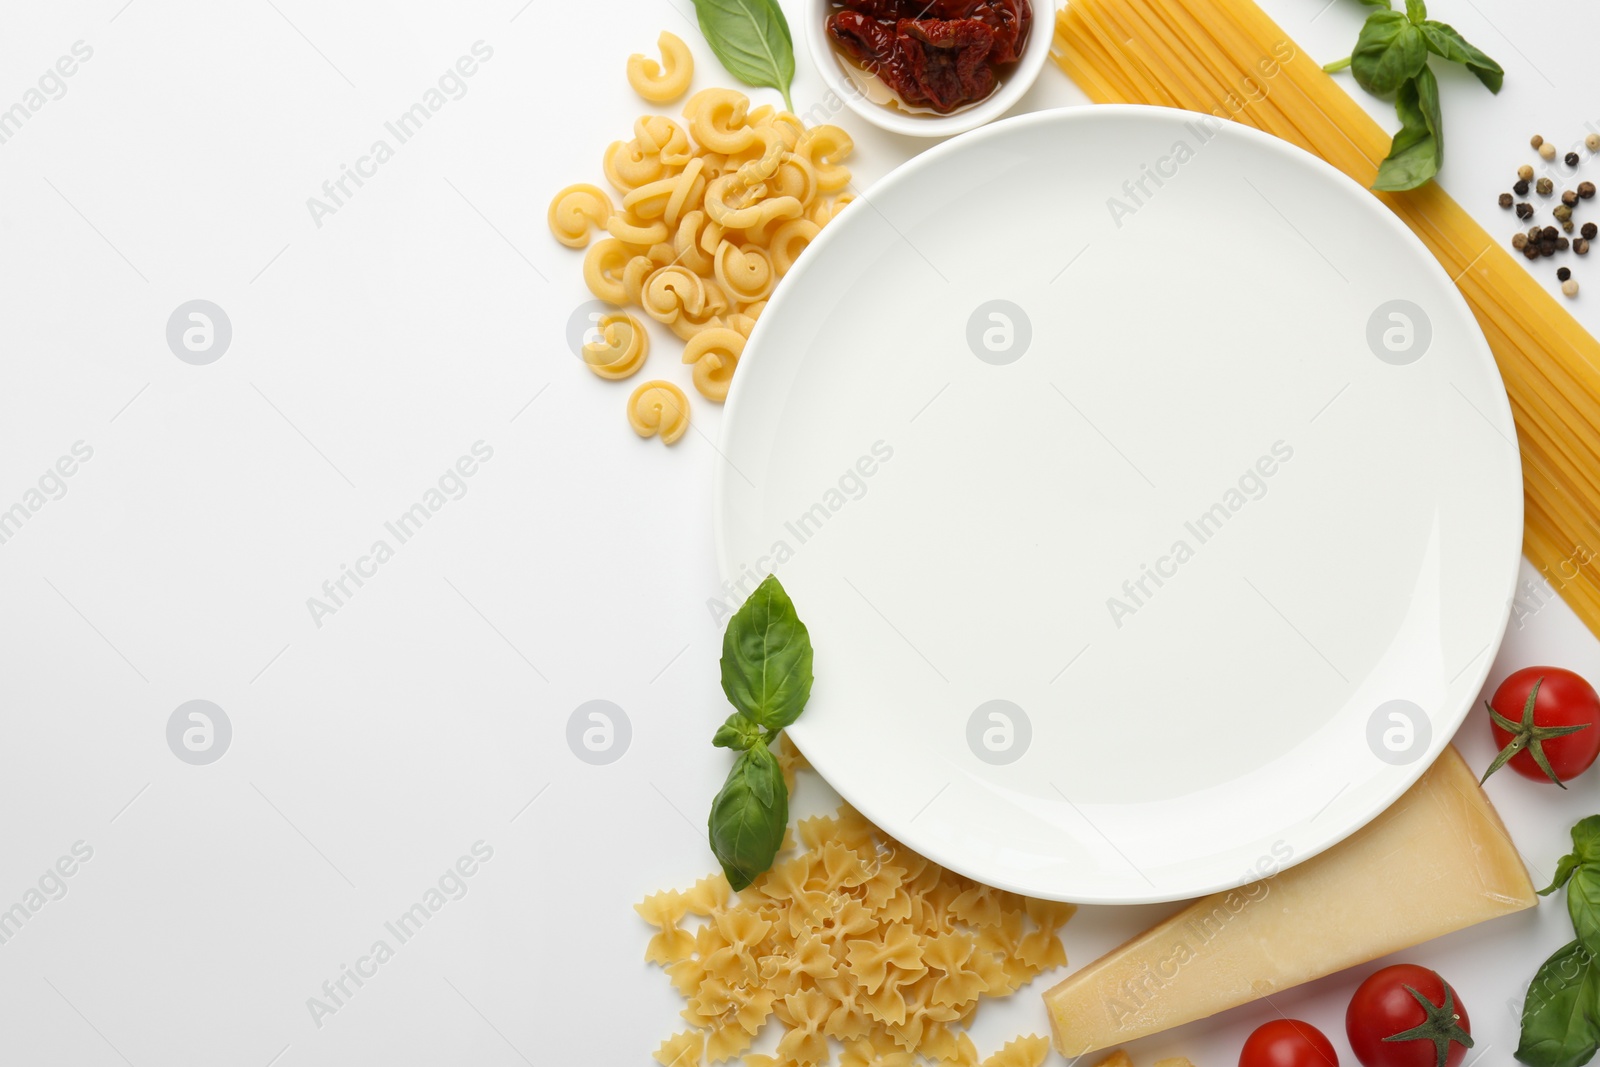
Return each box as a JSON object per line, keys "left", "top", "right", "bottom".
{"left": 1044, "top": 745, "right": 1536, "bottom": 1056}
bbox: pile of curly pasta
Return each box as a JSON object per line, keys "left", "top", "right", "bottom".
{"left": 637, "top": 745, "right": 1068, "bottom": 1067}
{"left": 547, "top": 32, "right": 856, "bottom": 446}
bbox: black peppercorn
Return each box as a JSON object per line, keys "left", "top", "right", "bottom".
{"left": 1517, "top": 202, "right": 1535, "bottom": 219}
{"left": 1559, "top": 266, "right": 1573, "bottom": 281}
{"left": 1567, "top": 152, "right": 1581, "bottom": 166}
{"left": 1499, "top": 192, "right": 1515, "bottom": 208}
{"left": 1526, "top": 242, "right": 1544, "bottom": 260}
{"left": 1564, "top": 189, "right": 1580, "bottom": 206}
{"left": 1559, "top": 236, "right": 1571, "bottom": 250}
{"left": 1544, "top": 226, "right": 1561, "bottom": 240}
{"left": 1582, "top": 181, "right": 1597, "bottom": 200}
{"left": 1583, "top": 222, "right": 1597, "bottom": 239}
{"left": 1514, "top": 179, "right": 1531, "bottom": 196}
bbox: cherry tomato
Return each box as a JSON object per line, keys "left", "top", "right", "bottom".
{"left": 1485, "top": 666, "right": 1600, "bottom": 785}
{"left": 1346, "top": 964, "right": 1472, "bottom": 1067}
{"left": 1239, "top": 1019, "right": 1338, "bottom": 1067}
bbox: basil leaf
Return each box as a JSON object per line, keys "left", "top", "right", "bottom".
{"left": 1357, "top": 0, "right": 1393, "bottom": 6}
{"left": 720, "top": 574, "right": 814, "bottom": 731}
{"left": 1373, "top": 67, "right": 1442, "bottom": 191}
{"left": 1549, "top": 853, "right": 1585, "bottom": 896}
{"left": 1419, "top": 20, "right": 1504, "bottom": 92}
{"left": 1518, "top": 941, "right": 1600, "bottom": 1067}
{"left": 707, "top": 740, "right": 788, "bottom": 891}
{"left": 712, "top": 712, "right": 764, "bottom": 751}
{"left": 1351, "top": 10, "right": 1428, "bottom": 96}
{"left": 1573, "top": 867, "right": 1600, "bottom": 960}
{"left": 1573, "top": 816, "right": 1600, "bottom": 864}
{"left": 691, "top": 0, "right": 796, "bottom": 111}
{"left": 1404, "top": 0, "right": 1426, "bottom": 21}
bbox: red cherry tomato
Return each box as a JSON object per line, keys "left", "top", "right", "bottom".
{"left": 1485, "top": 667, "right": 1600, "bottom": 785}
{"left": 1240, "top": 1019, "right": 1339, "bottom": 1067}
{"left": 1346, "top": 964, "right": 1472, "bottom": 1067}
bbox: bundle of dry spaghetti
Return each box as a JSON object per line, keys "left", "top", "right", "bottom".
{"left": 1053, "top": 0, "right": 1600, "bottom": 634}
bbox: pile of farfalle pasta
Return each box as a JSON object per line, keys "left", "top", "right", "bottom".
{"left": 637, "top": 742, "right": 1070, "bottom": 1067}
{"left": 547, "top": 32, "right": 855, "bottom": 447}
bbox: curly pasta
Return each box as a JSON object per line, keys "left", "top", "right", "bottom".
{"left": 636, "top": 738, "right": 1074, "bottom": 1067}
{"left": 627, "top": 379, "right": 690, "bottom": 444}
{"left": 627, "top": 31, "right": 694, "bottom": 103}
{"left": 549, "top": 61, "right": 855, "bottom": 434}
{"left": 582, "top": 311, "right": 649, "bottom": 380}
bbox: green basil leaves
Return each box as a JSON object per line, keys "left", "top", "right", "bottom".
{"left": 1520, "top": 817, "right": 1600, "bottom": 1067}
{"left": 706, "top": 575, "right": 814, "bottom": 890}
{"left": 690, "top": 0, "right": 797, "bottom": 111}
{"left": 1323, "top": 0, "right": 1502, "bottom": 191}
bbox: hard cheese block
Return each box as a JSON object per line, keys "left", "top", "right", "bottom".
{"left": 1044, "top": 745, "right": 1537, "bottom": 1056}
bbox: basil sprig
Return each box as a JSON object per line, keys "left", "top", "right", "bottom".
{"left": 1518, "top": 817, "right": 1600, "bottom": 1067}
{"left": 1322, "top": 0, "right": 1502, "bottom": 191}
{"left": 690, "top": 0, "right": 797, "bottom": 111}
{"left": 707, "top": 575, "right": 813, "bottom": 890}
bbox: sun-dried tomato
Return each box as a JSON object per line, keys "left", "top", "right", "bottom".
{"left": 828, "top": 0, "right": 1031, "bottom": 112}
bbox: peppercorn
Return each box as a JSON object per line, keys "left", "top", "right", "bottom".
{"left": 1564, "top": 189, "right": 1580, "bottom": 206}
{"left": 1544, "top": 226, "right": 1561, "bottom": 240}
{"left": 1565, "top": 221, "right": 1577, "bottom": 233}
{"left": 1496, "top": 192, "right": 1513, "bottom": 209}
{"left": 1559, "top": 266, "right": 1573, "bottom": 281}
{"left": 1582, "top": 181, "right": 1596, "bottom": 199}
{"left": 1584, "top": 222, "right": 1598, "bottom": 239}
{"left": 1589, "top": 133, "right": 1600, "bottom": 152}
{"left": 1526, "top": 242, "right": 1544, "bottom": 260}
{"left": 1563, "top": 279, "right": 1580, "bottom": 298}
{"left": 1538, "top": 177, "right": 1555, "bottom": 196}
{"left": 1517, "top": 202, "right": 1535, "bottom": 219}
{"left": 1533, "top": 225, "right": 1546, "bottom": 239}
{"left": 1578, "top": 238, "right": 1592, "bottom": 255}
{"left": 1512, "top": 232, "right": 1529, "bottom": 250}
{"left": 1567, "top": 152, "right": 1581, "bottom": 166}
{"left": 1542, "top": 142, "right": 1559, "bottom": 161}
{"left": 1555, "top": 204, "right": 1574, "bottom": 222}
{"left": 1559, "top": 237, "right": 1571, "bottom": 251}
{"left": 1515, "top": 179, "right": 1531, "bottom": 196}
{"left": 1520, "top": 164, "right": 1536, "bottom": 182}
{"left": 1533, "top": 134, "right": 1546, "bottom": 148}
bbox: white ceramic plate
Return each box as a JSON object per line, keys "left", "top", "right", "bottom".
{"left": 714, "top": 106, "right": 1523, "bottom": 904}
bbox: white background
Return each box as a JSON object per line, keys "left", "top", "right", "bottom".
{"left": 0, "top": 0, "right": 1596, "bottom": 1064}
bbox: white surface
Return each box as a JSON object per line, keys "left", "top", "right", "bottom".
{"left": 0, "top": 0, "right": 1594, "bottom": 1064}
{"left": 803, "top": 0, "right": 1054, "bottom": 137}
{"left": 716, "top": 104, "right": 1523, "bottom": 903}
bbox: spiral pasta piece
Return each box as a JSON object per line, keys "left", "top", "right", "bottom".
{"left": 714, "top": 242, "right": 775, "bottom": 304}
{"left": 583, "top": 312, "right": 650, "bottom": 380}
{"left": 627, "top": 380, "right": 690, "bottom": 444}
{"left": 641, "top": 265, "right": 709, "bottom": 326}
{"left": 685, "top": 88, "right": 760, "bottom": 154}
{"left": 626, "top": 32, "right": 693, "bottom": 103}
{"left": 583, "top": 238, "right": 634, "bottom": 305}
{"left": 681, "top": 328, "right": 745, "bottom": 402}
{"left": 624, "top": 157, "right": 706, "bottom": 228}
{"left": 769, "top": 219, "right": 820, "bottom": 276}
{"left": 606, "top": 213, "right": 669, "bottom": 246}
{"left": 604, "top": 139, "right": 665, "bottom": 192}
{"left": 633, "top": 115, "right": 693, "bottom": 168}
{"left": 704, "top": 174, "right": 803, "bottom": 230}
{"left": 796, "top": 126, "right": 855, "bottom": 194}
{"left": 547, "top": 184, "right": 614, "bottom": 249}
{"left": 733, "top": 126, "right": 787, "bottom": 188}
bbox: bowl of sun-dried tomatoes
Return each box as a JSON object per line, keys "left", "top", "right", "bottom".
{"left": 807, "top": 0, "right": 1055, "bottom": 137}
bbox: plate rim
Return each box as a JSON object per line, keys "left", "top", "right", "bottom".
{"left": 713, "top": 103, "right": 1524, "bottom": 903}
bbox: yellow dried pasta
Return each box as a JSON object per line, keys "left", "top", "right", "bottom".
{"left": 637, "top": 738, "right": 1073, "bottom": 1066}
{"left": 583, "top": 310, "right": 650, "bottom": 380}
{"left": 548, "top": 45, "right": 856, "bottom": 432}
{"left": 628, "top": 31, "right": 694, "bottom": 103}
{"left": 627, "top": 379, "right": 690, "bottom": 444}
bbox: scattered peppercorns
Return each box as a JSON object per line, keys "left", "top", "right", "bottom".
{"left": 1538, "top": 177, "right": 1555, "bottom": 196}
{"left": 1582, "top": 181, "right": 1596, "bottom": 199}
{"left": 1520, "top": 164, "right": 1536, "bottom": 182}
{"left": 1564, "top": 278, "right": 1580, "bottom": 297}
{"left": 1543, "top": 142, "right": 1560, "bottom": 161}
{"left": 1559, "top": 266, "right": 1573, "bottom": 281}
{"left": 1567, "top": 152, "right": 1581, "bottom": 167}
{"left": 1517, "top": 202, "right": 1535, "bottom": 219}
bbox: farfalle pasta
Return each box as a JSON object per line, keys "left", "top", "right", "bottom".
{"left": 628, "top": 31, "right": 694, "bottom": 103}
{"left": 547, "top": 47, "right": 856, "bottom": 440}
{"left": 640, "top": 738, "right": 1073, "bottom": 1067}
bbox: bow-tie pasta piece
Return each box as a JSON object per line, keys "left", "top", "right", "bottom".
{"left": 547, "top": 184, "right": 614, "bottom": 248}
{"left": 980, "top": 1035, "right": 1051, "bottom": 1067}
{"left": 627, "top": 31, "right": 694, "bottom": 103}
{"left": 582, "top": 311, "right": 649, "bottom": 380}
{"left": 627, "top": 380, "right": 690, "bottom": 445}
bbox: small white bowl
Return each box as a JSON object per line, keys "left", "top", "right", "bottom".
{"left": 803, "top": 0, "right": 1056, "bottom": 138}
